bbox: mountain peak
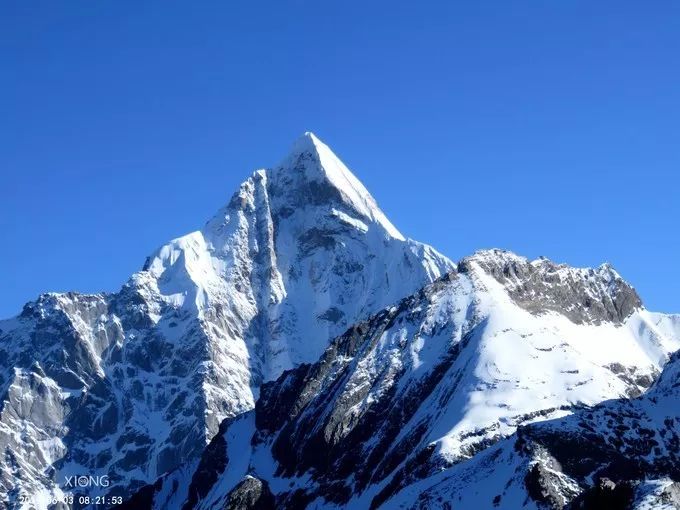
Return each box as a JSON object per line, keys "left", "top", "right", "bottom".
{"left": 288, "top": 130, "right": 323, "bottom": 155}
{"left": 274, "top": 132, "right": 405, "bottom": 240}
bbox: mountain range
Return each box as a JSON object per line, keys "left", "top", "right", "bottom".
{"left": 1, "top": 133, "right": 678, "bottom": 509}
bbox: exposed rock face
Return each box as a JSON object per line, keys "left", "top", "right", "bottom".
{"left": 130, "top": 253, "right": 680, "bottom": 509}
{"left": 524, "top": 461, "right": 580, "bottom": 509}
{"left": 179, "top": 417, "right": 231, "bottom": 510}
{"left": 0, "top": 133, "right": 453, "bottom": 508}
{"left": 458, "top": 249, "right": 642, "bottom": 325}
{"left": 224, "top": 477, "right": 275, "bottom": 510}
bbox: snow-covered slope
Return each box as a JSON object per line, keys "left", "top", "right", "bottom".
{"left": 0, "top": 133, "right": 453, "bottom": 508}
{"left": 141, "top": 250, "right": 680, "bottom": 509}
{"left": 395, "top": 347, "right": 680, "bottom": 510}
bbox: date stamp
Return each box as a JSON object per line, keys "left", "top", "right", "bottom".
{"left": 17, "top": 494, "right": 124, "bottom": 506}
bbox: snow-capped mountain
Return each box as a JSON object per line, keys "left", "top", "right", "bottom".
{"left": 129, "top": 250, "right": 680, "bottom": 509}
{"left": 0, "top": 133, "right": 453, "bottom": 508}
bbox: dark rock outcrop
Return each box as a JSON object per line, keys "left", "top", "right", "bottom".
{"left": 225, "top": 477, "right": 275, "bottom": 510}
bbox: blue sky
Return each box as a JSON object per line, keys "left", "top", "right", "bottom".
{"left": 2, "top": 1, "right": 679, "bottom": 317}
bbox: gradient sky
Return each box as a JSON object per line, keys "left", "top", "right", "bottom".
{"left": 2, "top": 1, "right": 679, "bottom": 317}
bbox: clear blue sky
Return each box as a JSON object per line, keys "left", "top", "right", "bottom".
{"left": 2, "top": 1, "right": 679, "bottom": 317}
